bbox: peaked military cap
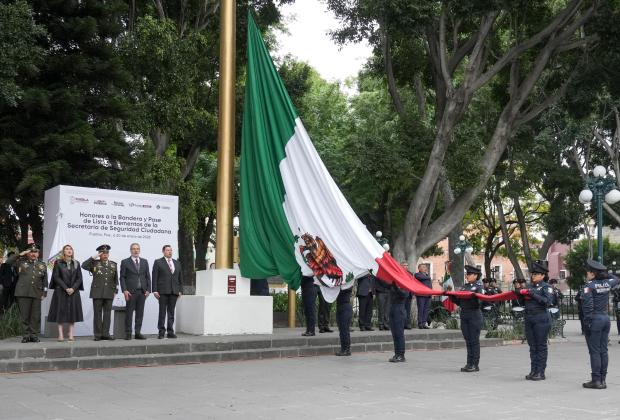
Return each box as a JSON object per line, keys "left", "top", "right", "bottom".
{"left": 465, "top": 265, "right": 481, "bottom": 275}
{"left": 24, "top": 243, "right": 40, "bottom": 252}
{"left": 585, "top": 259, "right": 607, "bottom": 272}
{"left": 96, "top": 244, "right": 111, "bottom": 252}
{"left": 531, "top": 260, "right": 549, "bottom": 274}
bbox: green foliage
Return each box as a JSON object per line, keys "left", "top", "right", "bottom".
{"left": 564, "top": 238, "right": 620, "bottom": 290}
{"left": 272, "top": 291, "right": 289, "bottom": 312}
{"left": 0, "top": 304, "right": 24, "bottom": 339}
{"left": 0, "top": 0, "right": 45, "bottom": 107}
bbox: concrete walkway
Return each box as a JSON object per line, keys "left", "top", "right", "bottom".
{"left": 0, "top": 321, "right": 618, "bottom": 419}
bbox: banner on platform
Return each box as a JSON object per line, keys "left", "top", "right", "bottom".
{"left": 42, "top": 185, "right": 178, "bottom": 336}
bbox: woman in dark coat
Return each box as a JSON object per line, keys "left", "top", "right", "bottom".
{"left": 48, "top": 245, "right": 83, "bottom": 341}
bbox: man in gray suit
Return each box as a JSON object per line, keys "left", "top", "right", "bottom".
{"left": 152, "top": 245, "right": 182, "bottom": 339}
{"left": 120, "top": 243, "right": 151, "bottom": 340}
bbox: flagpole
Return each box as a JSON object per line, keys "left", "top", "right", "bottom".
{"left": 215, "top": 0, "right": 236, "bottom": 269}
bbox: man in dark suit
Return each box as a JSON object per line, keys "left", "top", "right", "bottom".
{"left": 356, "top": 273, "right": 374, "bottom": 331}
{"left": 152, "top": 245, "right": 182, "bottom": 339}
{"left": 120, "top": 243, "right": 151, "bottom": 340}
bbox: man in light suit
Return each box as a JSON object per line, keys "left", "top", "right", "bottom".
{"left": 120, "top": 243, "right": 151, "bottom": 340}
{"left": 152, "top": 245, "right": 182, "bottom": 339}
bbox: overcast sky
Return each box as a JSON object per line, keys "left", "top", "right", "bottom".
{"left": 275, "top": 1, "right": 372, "bottom": 87}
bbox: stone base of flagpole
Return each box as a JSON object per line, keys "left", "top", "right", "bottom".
{"left": 176, "top": 269, "right": 273, "bottom": 335}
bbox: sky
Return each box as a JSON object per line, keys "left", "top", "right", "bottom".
{"left": 275, "top": 1, "right": 373, "bottom": 89}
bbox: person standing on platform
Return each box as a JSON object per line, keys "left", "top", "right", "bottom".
{"left": 7, "top": 244, "right": 47, "bottom": 343}
{"left": 120, "top": 243, "right": 151, "bottom": 340}
{"left": 47, "top": 245, "right": 84, "bottom": 342}
{"left": 0, "top": 252, "right": 18, "bottom": 312}
{"left": 375, "top": 276, "right": 391, "bottom": 330}
{"left": 401, "top": 262, "right": 413, "bottom": 329}
{"left": 414, "top": 263, "right": 432, "bottom": 329}
{"left": 450, "top": 265, "right": 484, "bottom": 372}
{"left": 300, "top": 275, "right": 317, "bottom": 336}
{"left": 83, "top": 245, "right": 118, "bottom": 341}
{"left": 519, "top": 261, "right": 553, "bottom": 381}
{"left": 582, "top": 259, "right": 619, "bottom": 389}
{"left": 152, "top": 245, "right": 182, "bottom": 339}
{"left": 388, "top": 282, "right": 409, "bottom": 362}
{"left": 335, "top": 287, "right": 353, "bottom": 356}
{"left": 316, "top": 285, "right": 333, "bottom": 333}
{"left": 356, "top": 273, "right": 374, "bottom": 331}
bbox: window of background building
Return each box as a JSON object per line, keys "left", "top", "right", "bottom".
{"left": 559, "top": 270, "right": 566, "bottom": 280}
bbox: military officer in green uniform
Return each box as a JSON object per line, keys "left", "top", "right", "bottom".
{"left": 82, "top": 245, "right": 118, "bottom": 341}
{"left": 6, "top": 243, "right": 48, "bottom": 343}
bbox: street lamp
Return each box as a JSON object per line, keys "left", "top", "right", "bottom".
{"left": 579, "top": 165, "right": 620, "bottom": 263}
{"left": 453, "top": 234, "right": 473, "bottom": 284}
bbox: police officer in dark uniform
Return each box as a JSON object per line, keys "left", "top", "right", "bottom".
{"left": 335, "top": 286, "right": 353, "bottom": 356}
{"left": 389, "top": 282, "right": 409, "bottom": 362}
{"left": 316, "top": 286, "right": 334, "bottom": 333}
{"left": 450, "top": 265, "right": 484, "bottom": 372}
{"left": 6, "top": 244, "right": 48, "bottom": 343}
{"left": 300, "top": 275, "right": 317, "bottom": 336}
{"left": 82, "top": 245, "right": 118, "bottom": 341}
{"left": 582, "top": 259, "right": 619, "bottom": 389}
{"left": 356, "top": 273, "right": 374, "bottom": 331}
{"left": 612, "top": 286, "right": 620, "bottom": 342}
{"left": 375, "top": 276, "right": 391, "bottom": 330}
{"left": 519, "top": 260, "right": 553, "bottom": 381}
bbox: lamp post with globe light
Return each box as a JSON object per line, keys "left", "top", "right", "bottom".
{"left": 453, "top": 235, "right": 474, "bottom": 284}
{"left": 578, "top": 165, "right": 620, "bottom": 264}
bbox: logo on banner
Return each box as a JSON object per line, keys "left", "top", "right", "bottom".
{"left": 156, "top": 204, "right": 171, "bottom": 210}
{"left": 129, "top": 202, "right": 152, "bottom": 208}
{"left": 112, "top": 201, "right": 124, "bottom": 207}
{"left": 70, "top": 196, "right": 89, "bottom": 204}
{"left": 94, "top": 199, "right": 107, "bottom": 205}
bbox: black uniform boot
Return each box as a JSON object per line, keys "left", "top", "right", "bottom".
{"left": 525, "top": 372, "right": 535, "bottom": 380}
{"left": 461, "top": 365, "right": 478, "bottom": 372}
{"left": 335, "top": 348, "right": 351, "bottom": 356}
{"left": 389, "top": 354, "right": 406, "bottom": 363}
{"left": 601, "top": 375, "right": 607, "bottom": 389}
{"left": 583, "top": 375, "right": 604, "bottom": 389}
{"left": 530, "top": 372, "right": 545, "bottom": 381}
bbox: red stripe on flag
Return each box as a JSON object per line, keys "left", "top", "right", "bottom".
{"left": 374, "top": 252, "right": 442, "bottom": 296}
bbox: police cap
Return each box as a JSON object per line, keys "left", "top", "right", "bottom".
{"left": 585, "top": 259, "right": 607, "bottom": 272}
{"left": 96, "top": 244, "right": 111, "bottom": 253}
{"left": 465, "top": 265, "right": 481, "bottom": 275}
{"left": 531, "top": 260, "right": 548, "bottom": 274}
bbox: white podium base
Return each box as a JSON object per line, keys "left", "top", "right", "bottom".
{"left": 176, "top": 295, "right": 273, "bottom": 335}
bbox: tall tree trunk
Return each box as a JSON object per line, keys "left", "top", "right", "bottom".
{"left": 513, "top": 195, "right": 533, "bottom": 269}
{"left": 538, "top": 232, "right": 556, "bottom": 261}
{"left": 178, "top": 219, "right": 195, "bottom": 288}
{"left": 496, "top": 197, "right": 525, "bottom": 279}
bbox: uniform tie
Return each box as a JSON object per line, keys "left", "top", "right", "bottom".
{"left": 167, "top": 258, "right": 174, "bottom": 274}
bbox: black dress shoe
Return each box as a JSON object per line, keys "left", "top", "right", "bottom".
{"left": 158, "top": 333, "right": 165, "bottom": 339}
{"left": 102, "top": 336, "right": 115, "bottom": 341}
{"left": 583, "top": 380, "right": 605, "bottom": 389}
{"left": 335, "top": 349, "right": 351, "bottom": 356}
{"left": 530, "top": 373, "right": 545, "bottom": 381}
{"left": 404, "top": 326, "right": 412, "bottom": 330}
{"left": 94, "top": 337, "right": 102, "bottom": 341}
{"left": 365, "top": 326, "right": 375, "bottom": 331}
{"left": 21, "top": 337, "right": 29, "bottom": 343}
{"left": 389, "top": 354, "right": 406, "bottom": 363}
{"left": 525, "top": 372, "right": 535, "bottom": 380}
{"left": 461, "top": 365, "right": 478, "bottom": 372}
{"left": 31, "top": 336, "right": 40, "bottom": 343}
{"left": 167, "top": 333, "right": 177, "bottom": 339}
{"left": 301, "top": 331, "right": 315, "bottom": 337}
{"left": 135, "top": 334, "right": 146, "bottom": 340}
{"left": 323, "top": 327, "right": 333, "bottom": 333}
{"left": 125, "top": 334, "right": 132, "bottom": 340}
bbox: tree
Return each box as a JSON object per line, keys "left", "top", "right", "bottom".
{"left": 0, "top": 0, "right": 132, "bottom": 248}
{"left": 564, "top": 238, "right": 620, "bottom": 289}
{"left": 326, "top": 0, "right": 603, "bottom": 267}
{"left": 0, "top": 0, "right": 44, "bottom": 107}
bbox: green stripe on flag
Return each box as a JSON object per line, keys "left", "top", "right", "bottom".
{"left": 239, "top": 12, "right": 302, "bottom": 289}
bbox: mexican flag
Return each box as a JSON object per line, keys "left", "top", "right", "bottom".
{"left": 239, "top": 13, "right": 436, "bottom": 302}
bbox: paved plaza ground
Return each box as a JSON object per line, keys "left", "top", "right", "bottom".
{"left": 0, "top": 321, "right": 618, "bottom": 420}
